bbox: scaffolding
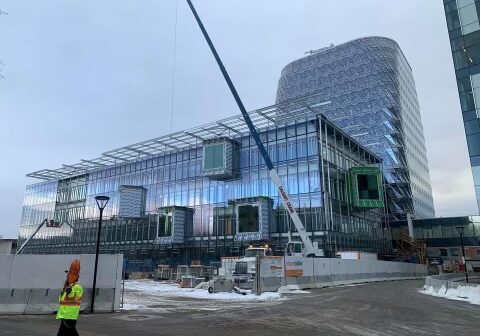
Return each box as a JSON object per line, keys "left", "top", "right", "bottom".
{"left": 395, "top": 229, "right": 427, "bottom": 264}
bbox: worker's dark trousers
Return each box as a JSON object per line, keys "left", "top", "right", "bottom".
{"left": 57, "top": 319, "right": 79, "bottom": 336}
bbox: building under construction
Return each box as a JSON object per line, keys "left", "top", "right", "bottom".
{"left": 19, "top": 93, "right": 392, "bottom": 270}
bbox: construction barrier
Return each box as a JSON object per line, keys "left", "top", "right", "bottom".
{"left": 423, "top": 273, "right": 480, "bottom": 304}
{"left": 0, "top": 254, "right": 123, "bottom": 315}
{"left": 424, "top": 273, "right": 480, "bottom": 292}
{"left": 256, "top": 256, "right": 428, "bottom": 293}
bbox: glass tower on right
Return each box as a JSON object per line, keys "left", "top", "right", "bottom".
{"left": 444, "top": 0, "right": 480, "bottom": 212}
{"left": 276, "top": 36, "right": 435, "bottom": 220}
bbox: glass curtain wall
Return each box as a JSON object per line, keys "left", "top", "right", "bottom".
{"left": 19, "top": 116, "right": 390, "bottom": 269}
{"left": 444, "top": 0, "right": 480, "bottom": 211}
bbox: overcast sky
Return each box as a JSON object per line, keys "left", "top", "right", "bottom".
{"left": 0, "top": 0, "right": 477, "bottom": 238}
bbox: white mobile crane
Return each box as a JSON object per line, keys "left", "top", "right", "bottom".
{"left": 186, "top": 0, "right": 324, "bottom": 258}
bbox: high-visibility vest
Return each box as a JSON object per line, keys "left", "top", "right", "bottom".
{"left": 56, "top": 283, "right": 83, "bottom": 320}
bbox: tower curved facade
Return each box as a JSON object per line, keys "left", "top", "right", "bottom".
{"left": 276, "top": 36, "right": 435, "bottom": 219}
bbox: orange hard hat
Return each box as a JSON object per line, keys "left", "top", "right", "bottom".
{"left": 65, "top": 259, "right": 81, "bottom": 285}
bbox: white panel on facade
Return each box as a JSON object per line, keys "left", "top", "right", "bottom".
{"left": 470, "top": 74, "right": 480, "bottom": 117}
{"left": 471, "top": 74, "right": 480, "bottom": 107}
{"left": 463, "top": 21, "right": 480, "bottom": 34}
{"left": 473, "top": 166, "right": 480, "bottom": 208}
{"left": 472, "top": 165, "right": 480, "bottom": 187}
{"left": 457, "top": 0, "right": 475, "bottom": 9}
{"left": 476, "top": 186, "right": 480, "bottom": 210}
{"left": 458, "top": 1, "right": 480, "bottom": 34}
{"left": 471, "top": 73, "right": 480, "bottom": 88}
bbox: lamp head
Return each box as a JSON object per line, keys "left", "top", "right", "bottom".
{"left": 95, "top": 195, "right": 110, "bottom": 210}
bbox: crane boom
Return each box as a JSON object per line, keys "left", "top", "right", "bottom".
{"left": 186, "top": 0, "right": 322, "bottom": 257}
{"left": 16, "top": 218, "right": 48, "bottom": 254}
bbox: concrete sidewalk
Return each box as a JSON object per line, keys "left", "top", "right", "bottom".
{"left": 0, "top": 280, "right": 478, "bottom": 336}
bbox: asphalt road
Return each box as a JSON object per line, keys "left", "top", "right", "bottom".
{"left": 0, "top": 280, "right": 478, "bottom": 336}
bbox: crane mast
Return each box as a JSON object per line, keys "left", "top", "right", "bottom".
{"left": 186, "top": 0, "right": 323, "bottom": 257}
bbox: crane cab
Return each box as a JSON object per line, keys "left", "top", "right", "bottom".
{"left": 285, "top": 241, "right": 303, "bottom": 257}
{"left": 285, "top": 241, "right": 325, "bottom": 257}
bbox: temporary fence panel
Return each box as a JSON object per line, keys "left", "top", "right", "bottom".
{"left": 257, "top": 256, "right": 428, "bottom": 293}
{"left": 0, "top": 254, "right": 123, "bottom": 314}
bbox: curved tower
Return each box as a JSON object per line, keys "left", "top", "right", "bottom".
{"left": 276, "top": 36, "right": 435, "bottom": 219}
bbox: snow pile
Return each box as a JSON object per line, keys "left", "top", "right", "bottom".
{"left": 340, "top": 283, "right": 366, "bottom": 288}
{"left": 121, "top": 302, "right": 148, "bottom": 310}
{"left": 422, "top": 283, "right": 480, "bottom": 305}
{"left": 122, "top": 280, "right": 282, "bottom": 310}
{"left": 277, "top": 284, "right": 310, "bottom": 294}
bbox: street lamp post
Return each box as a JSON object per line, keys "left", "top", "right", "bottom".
{"left": 91, "top": 195, "right": 110, "bottom": 313}
{"left": 456, "top": 226, "right": 469, "bottom": 283}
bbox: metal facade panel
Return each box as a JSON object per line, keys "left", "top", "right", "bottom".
{"left": 202, "top": 137, "right": 236, "bottom": 180}
{"left": 155, "top": 207, "right": 194, "bottom": 245}
{"left": 118, "top": 186, "right": 146, "bottom": 218}
{"left": 234, "top": 197, "right": 272, "bottom": 242}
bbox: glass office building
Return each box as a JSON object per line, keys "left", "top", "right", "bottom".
{"left": 18, "top": 97, "right": 391, "bottom": 270}
{"left": 276, "top": 36, "right": 435, "bottom": 220}
{"left": 391, "top": 215, "right": 480, "bottom": 269}
{"left": 444, "top": 0, "right": 480, "bottom": 211}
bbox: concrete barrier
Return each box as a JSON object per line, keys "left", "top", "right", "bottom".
{"left": 424, "top": 273, "right": 480, "bottom": 292}
{"left": 0, "top": 256, "right": 14, "bottom": 288}
{"left": 22, "top": 288, "right": 61, "bottom": 315}
{"left": 423, "top": 273, "right": 480, "bottom": 304}
{"left": 256, "top": 257, "right": 428, "bottom": 293}
{"left": 0, "top": 254, "right": 123, "bottom": 315}
{"left": 0, "top": 289, "right": 30, "bottom": 314}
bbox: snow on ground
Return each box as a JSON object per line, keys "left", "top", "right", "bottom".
{"left": 121, "top": 280, "right": 282, "bottom": 310}
{"left": 277, "top": 284, "right": 310, "bottom": 294}
{"left": 422, "top": 284, "right": 480, "bottom": 305}
{"left": 339, "top": 283, "right": 366, "bottom": 288}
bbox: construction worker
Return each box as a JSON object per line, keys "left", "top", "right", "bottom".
{"left": 56, "top": 259, "right": 83, "bottom": 336}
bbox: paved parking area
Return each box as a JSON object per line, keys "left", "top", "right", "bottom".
{"left": 0, "top": 280, "right": 478, "bottom": 336}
